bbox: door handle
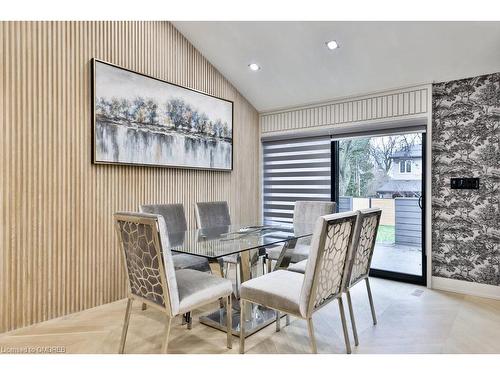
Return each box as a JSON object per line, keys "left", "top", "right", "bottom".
{"left": 418, "top": 195, "right": 423, "bottom": 209}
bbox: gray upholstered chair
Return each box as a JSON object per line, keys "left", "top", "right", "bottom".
{"left": 114, "top": 211, "right": 233, "bottom": 354}
{"left": 195, "top": 201, "right": 232, "bottom": 228}
{"left": 288, "top": 208, "right": 382, "bottom": 347}
{"left": 266, "top": 201, "right": 336, "bottom": 269}
{"left": 239, "top": 211, "right": 359, "bottom": 354}
{"left": 194, "top": 201, "right": 241, "bottom": 281}
{"left": 140, "top": 203, "right": 210, "bottom": 273}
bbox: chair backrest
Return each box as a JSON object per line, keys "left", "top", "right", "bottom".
{"left": 293, "top": 201, "right": 336, "bottom": 227}
{"left": 299, "top": 211, "right": 358, "bottom": 318}
{"left": 346, "top": 208, "right": 382, "bottom": 287}
{"left": 140, "top": 203, "right": 188, "bottom": 233}
{"left": 113, "top": 212, "right": 180, "bottom": 316}
{"left": 293, "top": 201, "right": 336, "bottom": 245}
{"left": 195, "top": 201, "right": 231, "bottom": 229}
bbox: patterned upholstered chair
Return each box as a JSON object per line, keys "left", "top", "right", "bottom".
{"left": 239, "top": 211, "right": 359, "bottom": 354}
{"left": 288, "top": 208, "right": 382, "bottom": 347}
{"left": 140, "top": 203, "right": 211, "bottom": 324}
{"left": 140, "top": 203, "right": 210, "bottom": 273}
{"left": 265, "top": 201, "right": 336, "bottom": 270}
{"left": 114, "top": 212, "right": 233, "bottom": 354}
{"left": 343, "top": 208, "right": 382, "bottom": 346}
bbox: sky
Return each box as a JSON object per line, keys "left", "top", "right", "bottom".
{"left": 95, "top": 61, "right": 233, "bottom": 126}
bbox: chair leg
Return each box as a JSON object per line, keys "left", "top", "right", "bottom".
{"left": 346, "top": 290, "right": 359, "bottom": 346}
{"left": 161, "top": 316, "right": 173, "bottom": 354}
{"left": 186, "top": 312, "right": 192, "bottom": 330}
{"left": 218, "top": 258, "right": 225, "bottom": 278}
{"left": 141, "top": 303, "right": 147, "bottom": 311}
{"left": 365, "top": 278, "right": 377, "bottom": 325}
{"left": 275, "top": 310, "right": 281, "bottom": 332}
{"left": 226, "top": 295, "right": 232, "bottom": 349}
{"left": 338, "top": 297, "right": 352, "bottom": 354}
{"left": 239, "top": 300, "right": 245, "bottom": 354}
{"left": 267, "top": 257, "right": 272, "bottom": 273}
{"left": 119, "top": 298, "right": 133, "bottom": 354}
{"left": 306, "top": 317, "right": 318, "bottom": 354}
{"left": 286, "top": 314, "right": 290, "bottom": 326}
{"left": 235, "top": 261, "right": 240, "bottom": 299}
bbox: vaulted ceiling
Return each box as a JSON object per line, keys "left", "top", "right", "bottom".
{"left": 173, "top": 21, "right": 500, "bottom": 112}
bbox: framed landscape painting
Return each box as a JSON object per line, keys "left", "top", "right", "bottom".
{"left": 91, "top": 59, "right": 233, "bottom": 170}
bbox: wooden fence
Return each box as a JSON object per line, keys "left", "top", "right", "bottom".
{"left": 394, "top": 198, "right": 422, "bottom": 245}
{"left": 339, "top": 196, "right": 421, "bottom": 245}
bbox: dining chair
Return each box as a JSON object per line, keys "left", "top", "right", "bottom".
{"left": 114, "top": 211, "right": 233, "bottom": 354}
{"left": 288, "top": 208, "right": 382, "bottom": 347}
{"left": 265, "top": 201, "right": 336, "bottom": 270}
{"left": 140, "top": 203, "right": 211, "bottom": 324}
{"left": 194, "top": 201, "right": 243, "bottom": 289}
{"left": 140, "top": 203, "right": 210, "bottom": 273}
{"left": 343, "top": 208, "right": 382, "bottom": 345}
{"left": 239, "top": 210, "right": 359, "bottom": 354}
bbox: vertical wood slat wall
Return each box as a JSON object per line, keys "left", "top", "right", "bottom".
{"left": 0, "top": 21, "right": 260, "bottom": 333}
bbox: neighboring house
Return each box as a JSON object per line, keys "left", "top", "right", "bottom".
{"left": 377, "top": 144, "right": 422, "bottom": 198}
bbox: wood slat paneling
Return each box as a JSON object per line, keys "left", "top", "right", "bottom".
{"left": 0, "top": 21, "right": 260, "bottom": 333}
{"left": 261, "top": 87, "right": 429, "bottom": 134}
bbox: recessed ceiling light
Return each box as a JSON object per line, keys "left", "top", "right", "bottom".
{"left": 326, "top": 40, "right": 339, "bottom": 50}
{"left": 248, "top": 63, "right": 261, "bottom": 71}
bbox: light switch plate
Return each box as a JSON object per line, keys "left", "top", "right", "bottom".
{"left": 450, "top": 178, "right": 480, "bottom": 189}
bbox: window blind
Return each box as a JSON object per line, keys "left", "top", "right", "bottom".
{"left": 262, "top": 136, "right": 332, "bottom": 224}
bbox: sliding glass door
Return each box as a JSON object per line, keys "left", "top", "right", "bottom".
{"left": 262, "top": 130, "right": 426, "bottom": 285}
{"left": 334, "top": 131, "right": 426, "bottom": 284}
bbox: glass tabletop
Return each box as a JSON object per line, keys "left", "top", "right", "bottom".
{"left": 166, "top": 222, "right": 315, "bottom": 260}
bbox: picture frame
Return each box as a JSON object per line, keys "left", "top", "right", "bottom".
{"left": 91, "top": 58, "right": 234, "bottom": 171}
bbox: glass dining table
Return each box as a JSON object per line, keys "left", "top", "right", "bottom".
{"left": 165, "top": 222, "right": 315, "bottom": 337}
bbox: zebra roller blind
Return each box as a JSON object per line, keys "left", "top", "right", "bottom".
{"left": 263, "top": 136, "right": 332, "bottom": 224}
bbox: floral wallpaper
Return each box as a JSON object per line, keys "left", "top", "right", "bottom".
{"left": 432, "top": 72, "right": 500, "bottom": 286}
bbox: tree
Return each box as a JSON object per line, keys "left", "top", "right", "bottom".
{"left": 96, "top": 97, "right": 111, "bottom": 118}
{"left": 213, "top": 119, "right": 223, "bottom": 138}
{"left": 166, "top": 98, "right": 186, "bottom": 129}
{"left": 145, "top": 99, "right": 159, "bottom": 125}
{"left": 198, "top": 113, "right": 209, "bottom": 134}
{"left": 220, "top": 122, "right": 230, "bottom": 139}
{"left": 339, "top": 138, "right": 374, "bottom": 197}
{"left": 190, "top": 111, "right": 201, "bottom": 133}
{"left": 477, "top": 82, "right": 500, "bottom": 109}
{"left": 118, "top": 98, "right": 132, "bottom": 122}
{"left": 109, "top": 98, "right": 122, "bottom": 120}
{"left": 131, "top": 97, "right": 147, "bottom": 124}
{"left": 369, "top": 136, "right": 398, "bottom": 173}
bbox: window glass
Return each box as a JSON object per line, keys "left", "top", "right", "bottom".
{"left": 400, "top": 160, "right": 405, "bottom": 173}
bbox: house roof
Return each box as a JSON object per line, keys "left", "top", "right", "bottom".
{"left": 377, "top": 179, "right": 421, "bottom": 193}
{"left": 391, "top": 144, "right": 422, "bottom": 159}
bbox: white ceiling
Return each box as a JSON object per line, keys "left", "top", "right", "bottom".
{"left": 173, "top": 21, "right": 500, "bottom": 112}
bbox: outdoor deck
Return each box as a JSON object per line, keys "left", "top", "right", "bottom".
{"left": 371, "top": 242, "right": 422, "bottom": 276}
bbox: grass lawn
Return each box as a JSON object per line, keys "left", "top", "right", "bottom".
{"left": 376, "top": 225, "right": 395, "bottom": 243}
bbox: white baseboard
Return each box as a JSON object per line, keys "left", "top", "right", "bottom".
{"left": 431, "top": 276, "right": 500, "bottom": 300}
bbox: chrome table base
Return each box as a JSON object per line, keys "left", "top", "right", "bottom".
{"left": 201, "top": 242, "right": 295, "bottom": 337}
{"left": 200, "top": 302, "right": 279, "bottom": 338}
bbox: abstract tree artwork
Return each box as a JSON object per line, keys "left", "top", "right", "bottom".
{"left": 432, "top": 72, "right": 500, "bottom": 286}
{"left": 92, "top": 59, "right": 233, "bottom": 170}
